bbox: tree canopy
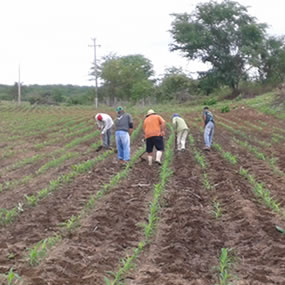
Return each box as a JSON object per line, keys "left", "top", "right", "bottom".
{"left": 98, "top": 54, "right": 154, "bottom": 104}
{"left": 170, "top": 0, "right": 268, "bottom": 91}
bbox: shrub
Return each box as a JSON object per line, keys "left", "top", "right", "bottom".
{"left": 203, "top": 98, "right": 217, "bottom": 105}
{"left": 221, "top": 105, "right": 230, "bottom": 113}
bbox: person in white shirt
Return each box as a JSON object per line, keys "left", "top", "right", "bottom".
{"left": 95, "top": 113, "right": 114, "bottom": 149}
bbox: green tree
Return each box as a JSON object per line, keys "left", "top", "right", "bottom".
{"left": 258, "top": 36, "right": 285, "bottom": 84}
{"left": 170, "top": 0, "right": 267, "bottom": 92}
{"left": 98, "top": 54, "right": 154, "bottom": 104}
{"left": 158, "top": 67, "right": 196, "bottom": 101}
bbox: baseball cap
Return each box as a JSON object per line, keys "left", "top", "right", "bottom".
{"left": 116, "top": 106, "right": 124, "bottom": 112}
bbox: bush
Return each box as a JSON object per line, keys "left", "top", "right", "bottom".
{"left": 203, "top": 98, "right": 217, "bottom": 105}
{"left": 221, "top": 105, "right": 230, "bottom": 113}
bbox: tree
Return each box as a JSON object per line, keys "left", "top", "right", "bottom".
{"left": 258, "top": 36, "right": 285, "bottom": 84}
{"left": 157, "top": 67, "right": 197, "bottom": 101}
{"left": 98, "top": 54, "right": 154, "bottom": 104}
{"left": 170, "top": 0, "right": 267, "bottom": 92}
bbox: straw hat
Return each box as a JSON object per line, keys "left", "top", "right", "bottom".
{"left": 146, "top": 109, "right": 155, "bottom": 116}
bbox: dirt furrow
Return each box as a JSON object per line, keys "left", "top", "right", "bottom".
{"left": 18, "top": 153, "right": 161, "bottom": 284}
{"left": 0, "top": 153, "right": 121, "bottom": 272}
{"left": 204, "top": 145, "right": 285, "bottom": 284}
{"left": 0, "top": 140, "right": 99, "bottom": 210}
{"left": 126, "top": 147, "right": 223, "bottom": 285}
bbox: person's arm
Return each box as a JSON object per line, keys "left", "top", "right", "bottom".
{"left": 101, "top": 121, "right": 107, "bottom": 134}
{"left": 128, "top": 114, "right": 133, "bottom": 135}
{"left": 172, "top": 118, "right": 177, "bottom": 133}
{"left": 160, "top": 117, "right": 166, "bottom": 136}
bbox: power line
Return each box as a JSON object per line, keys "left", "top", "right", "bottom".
{"left": 18, "top": 64, "right": 21, "bottom": 105}
{"left": 89, "top": 38, "right": 101, "bottom": 108}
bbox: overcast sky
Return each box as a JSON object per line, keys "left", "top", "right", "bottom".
{"left": 1, "top": 0, "right": 284, "bottom": 86}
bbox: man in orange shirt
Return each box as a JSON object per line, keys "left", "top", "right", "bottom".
{"left": 143, "top": 109, "right": 166, "bottom": 166}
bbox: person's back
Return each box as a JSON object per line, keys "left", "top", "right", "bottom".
{"left": 115, "top": 112, "right": 133, "bottom": 132}
{"left": 144, "top": 114, "right": 165, "bottom": 139}
{"left": 172, "top": 114, "right": 189, "bottom": 151}
{"left": 143, "top": 110, "right": 166, "bottom": 166}
{"left": 203, "top": 109, "right": 214, "bottom": 125}
{"left": 98, "top": 113, "right": 113, "bottom": 131}
{"left": 114, "top": 106, "right": 133, "bottom": 163}
{"left": 172, "top": 116, "right": 188, "bottom": 132}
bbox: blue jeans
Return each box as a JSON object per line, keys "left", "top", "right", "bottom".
{"left": 204, "top": 121, "right": 214, "bottom": 148}
{"left": 115, "top": 131, "right": 130, "bottom": 161}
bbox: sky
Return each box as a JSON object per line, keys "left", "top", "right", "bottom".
{"left": 1, "top": 0, "right": 285, "bottom": 86}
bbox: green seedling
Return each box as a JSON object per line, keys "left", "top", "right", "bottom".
{"left": 218, "top": 248, "right": 234, "bottom": 285}
{"left": 24, "top": 194, "right": 38, "bottom": 206}
{"left": 202, "top": 173, "right": 212, "bottom": 190}
{"left": 3, "top": 268, "right": 21, "bottom": 285}
{"left": 213, "top": 200, "right": 223, "bottom": 219}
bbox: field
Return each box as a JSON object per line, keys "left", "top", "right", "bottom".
{"left": 0, "top": 99, "right": 285, "bottom": 285}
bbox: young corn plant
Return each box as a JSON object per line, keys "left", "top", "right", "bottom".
{"left": 36, "top": 151, "right": 78, "bottom": 174}
{"left": 28, "top": 240, "right": 47, "bottom": 266}
{"left": 60, "top": 215, "right": 80, "bottom": 234}
{"left": 2, "top": 268, "right": 21, "bottom": 285}
{"left": 213, "top": 143, "right": 237, "bottom": 165}
{"left": 24, "top": 194, "right": 38, "bottom": 207}
{"left": 202, "top": 173, "right": 212, "bottom": 190}
{"left": 27, "top": 235, "right": 61, "bottom": 266}
{"left": 217, "top": 248, "right": 234, "bottom": 285}
{"left": 194, "top": 150, "right": 207, "bottom": 169}
{"left": 212, "top": 200, "right": 223, "bottom": 219}
{"left": 239, "top": 167, "right": 282, "bottom": 215}
{"left": 0, "top": 208, "right": 19, "bottom": 225}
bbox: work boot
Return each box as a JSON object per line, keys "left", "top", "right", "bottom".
{"left": 148, "top": 156, "right": 153, "bottom": 166}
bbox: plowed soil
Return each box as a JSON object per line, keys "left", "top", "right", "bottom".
{"left": 0, "top": 105, "right": 285, "bottom": 285}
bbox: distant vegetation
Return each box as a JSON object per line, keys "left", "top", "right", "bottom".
{"left": 1, "top": 0, "right": 285, "bottom": 106}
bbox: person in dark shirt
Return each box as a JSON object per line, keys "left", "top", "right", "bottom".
{"left": 202, "top": 106, "right": 215, "bottom": 151}
{"left": 114, "top": 106, "right": 133, "bottom": 163}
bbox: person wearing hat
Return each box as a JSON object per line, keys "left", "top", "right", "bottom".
{"left": 143, "top": 109, "right": 166, "bottom": 166}
{"left": 202, "top": 106, "right": 215, "bottom": 151}
{"left": 172, "top": 113, "right": 189, "bottom": 151}
{"left": 95, "top": 113, "right": 114, "bottom": 149}
{"left": 114, "top": 106, "right": 133, "bottom": 163}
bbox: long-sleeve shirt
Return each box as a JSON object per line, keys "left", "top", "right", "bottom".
{"left": 96, "top": 113, "right": 113, "bottom": 134}
{"left": 172, "top": 116, "right": 189, "bottom": 133}
{"left": 114, "top": 113, "right": 133, "bottom": 132}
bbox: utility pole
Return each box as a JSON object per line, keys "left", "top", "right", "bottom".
{"left": 89, "top": 38, "right": 101, "bottom": 108}
{"left": 18, "top": 64, "right": 21, "bottom": 105}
